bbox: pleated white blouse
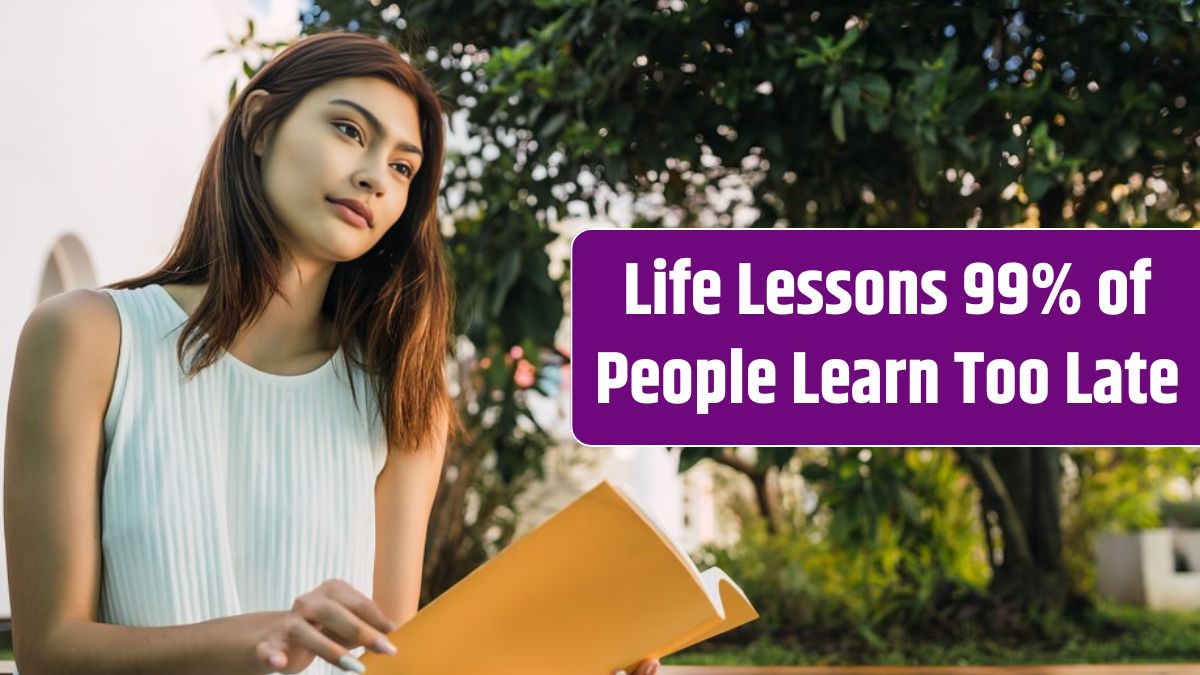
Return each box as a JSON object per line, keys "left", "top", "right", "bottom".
{"left": 92, "top": 283, "right": 388, "bottom": 674}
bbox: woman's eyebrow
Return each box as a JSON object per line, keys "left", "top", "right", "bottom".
{"left": 327, "top": 98, "right": 424, "bottom": 158}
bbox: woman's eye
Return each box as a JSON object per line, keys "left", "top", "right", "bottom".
{"left": 336, "top": 122, "right": 411, "bottom": 178}
{"left": 333, "top": 121, "right": 362, "bottom": 142}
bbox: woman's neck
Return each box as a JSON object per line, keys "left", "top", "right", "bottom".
{"left": 162, "top": 261, "right": 339, "bottom": 374}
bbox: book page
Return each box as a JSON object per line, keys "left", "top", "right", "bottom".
{"left": 656, "top": 567, "right": 759, "bottom": 655}
{"left": 359, "top": 480, "right": 753, "bottom": 675}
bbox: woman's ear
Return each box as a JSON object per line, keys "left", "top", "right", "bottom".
{"left": 242, "top": 89, "right": 274, "bottom": 157}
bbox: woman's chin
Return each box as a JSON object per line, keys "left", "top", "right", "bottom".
{"left": 319, "top": 225, "right": 375, "bottom": 259}
{"left": 332, "top": 244, "right": 374, "bottom": 263}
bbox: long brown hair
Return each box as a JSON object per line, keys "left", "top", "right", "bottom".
{"left": 106, "top": 31, "right": 462, "bottom": 455}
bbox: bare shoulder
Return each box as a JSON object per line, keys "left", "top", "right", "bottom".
{"left": 15, "top": 288, "right": 121, "bottom": 396}
{"left": 25, "top": 287, "right": 119, "bottom": 326}
{"left": 20, "top": 288, "right": 120, "bottom": 352}
{"left": 4, "top": 289, "right": 125, "bottom": 652}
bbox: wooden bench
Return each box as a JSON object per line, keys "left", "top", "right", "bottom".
{"left": 662, "top": 662, "right": 1200, "bottom": 667}
{"left": 1, "top": 660, "right": 1194, "bottom": 673}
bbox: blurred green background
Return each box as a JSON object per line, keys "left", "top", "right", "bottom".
{"left": 217, "top": 0, "right": 1200, "bottom": 665}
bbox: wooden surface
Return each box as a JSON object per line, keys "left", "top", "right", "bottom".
{"left": 2, "top": 661, "right": 1197, "bottom": 674}
{"left": 662, "top": 666, "right": 1200, "bottom": 674}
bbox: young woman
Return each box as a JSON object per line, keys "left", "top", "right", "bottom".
{"left": 3, "top": 31, "right": 659, "bottom": 675}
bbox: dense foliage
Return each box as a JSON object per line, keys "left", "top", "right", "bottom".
{"left": 219, "top": 0, "right": 1199, "bottom": 633}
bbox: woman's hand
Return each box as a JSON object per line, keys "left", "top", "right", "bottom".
{"left": 615, "top": 658, "right": 661, "bottom": 675}
{"left": 251, "top": 578, "right": 399, "bottom": 673}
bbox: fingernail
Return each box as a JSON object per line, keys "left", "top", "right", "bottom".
{"left": 373, "top": 636, "right": 397, "bottom": 655}
{"left": 648, "top": 663, "right": 659, "bottom": 675}
{"left": 269, "top": 652, "right": 286, "bottom": 669}
{"left": 339, "top": 653, "right": 367, "bottom": 673}
{"left": 615, "top": 671, "right": 628, "bottom": 675}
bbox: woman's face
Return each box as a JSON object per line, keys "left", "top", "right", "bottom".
{"left": 245, "top": 76, "right": 424, "bottom": 264}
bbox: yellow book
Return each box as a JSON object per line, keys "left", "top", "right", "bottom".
{"left": 360, "top": 479, "right": 759, "bottom": 674}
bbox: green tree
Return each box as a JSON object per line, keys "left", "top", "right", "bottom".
{"left": 321, "top": 0, "right": 1200, "bottom": 229}
{"left": 292, "top": 0, "right": 1199, "bottom": 608}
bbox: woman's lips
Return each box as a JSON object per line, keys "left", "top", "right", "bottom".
{"left": 326, "top": 198, "right": 370, "bottom": 229}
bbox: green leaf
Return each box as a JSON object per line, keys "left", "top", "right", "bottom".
{"left": 841, "top": 79, "right": 861, "bottom": 109}
{"left": 860, "top": 74, "right": 892, "bottom": 106}
{"left": 953, "top": 134, "right": 976, "bottom": 161}
{"left": 915, "top": 147, "right": 941, "bottom": 195}
{"left": 539, "top": 111, "right": 568, "bottom": 140}
{"left": 831, "top": 98, "right": 846, "bottom": 143}
{"left": 491, "top": 249, "right": 523, "bottom": 317}
{"left": 1031, "top": 121, "right": 1050, "bottom": 146}
{"left": 865, "top": 106, "right": 887, "bottom": 133}
{"left": 835, "top": 27, "right": 862, "bottom": 53}
{"left": 1023, "top": 173, "right": 1055, "bottom": 202}
{"left": 524, "top": 250, "right": 558, "bottom": 295}
{"left": 794, "top": 50, "right": 824, "bottom": 69}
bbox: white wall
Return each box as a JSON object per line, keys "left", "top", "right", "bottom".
{"left": 0, "top": 0, "right": 300, "bottom": 620}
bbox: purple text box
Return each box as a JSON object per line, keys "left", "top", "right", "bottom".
{"left": 570, "top": 229, "right": 1200, "bottom": 446}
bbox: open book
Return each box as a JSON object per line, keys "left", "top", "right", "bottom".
{"left": 359, "top": 479, "right": 758, "bottom": 674}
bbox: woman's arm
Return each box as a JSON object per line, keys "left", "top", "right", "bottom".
{"left": 3, "top": 290, "right": 285, "bottom": 675}
{"left": 371, "top": 408, "right": 448, "bottom": 625}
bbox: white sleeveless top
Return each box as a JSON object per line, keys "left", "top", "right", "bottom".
{"left": 96, "top": 283, "right": 389, "bottom": 674}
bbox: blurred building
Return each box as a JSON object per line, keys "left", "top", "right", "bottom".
{"left": 1097, "top": 528, "right": 1200, "bottom": 610}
